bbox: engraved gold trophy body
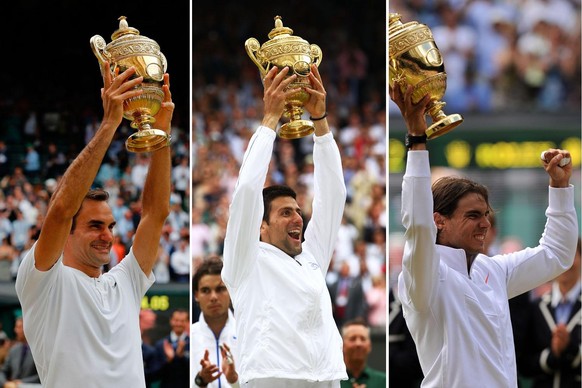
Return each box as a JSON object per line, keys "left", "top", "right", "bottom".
{"left": 245, "top": 16, "right": 322, "bottom": 139}
{"left": 389, "top": 13, "right": 463, "bottom": 139}
{"left": 90, "top": 16, "right": 169, "bottom": 152}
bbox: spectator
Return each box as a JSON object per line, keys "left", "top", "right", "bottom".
{"left": 191, "top": 257, "right": 239, "bottom": 387}
{"left": 340, "top": 317, "right": 386, "bottom": 388}
{"left": 0, "top": 317, "right": 39, "bottom": 387}
{"left": 140, "top": 309, "right": 161, "bottom": 388}
{"left": 170, "top": 233, "right": 190, "bottom": 283}
{"left": 154, "top": 309, "right": 190, "bottom": 387}
{"left": 516, "top": 238, "right": 581, "bottom": 387}
{"left": 388, "top": 287, "right": 423, "bottom": 388}
{"left": 328, "top": 260, "right": 368, "bottom": 329}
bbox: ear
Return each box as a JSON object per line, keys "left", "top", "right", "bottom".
{"left": 260, "top": 220, "right": 268, "bottom": 238}
{"left": 434, "top": 212, "right": 446, "bottom": 230}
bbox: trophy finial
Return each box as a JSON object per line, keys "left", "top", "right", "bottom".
{"left": 112, "top": 16, "right": 140, "bottom": 40}
{"left": 118, "top": 16, "right": 128, "bottom": 30}
{"left": 268, "top": 16, "right": 293, "bottom": 39}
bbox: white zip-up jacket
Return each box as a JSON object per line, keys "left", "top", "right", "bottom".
{"left": 398, "top": 151, "right": 578, "bottom": 388}
{"left": 191, "top": 310, "right": 238, "bottom": 387}
{"left": 222, "top": 126, "right": 348, "bottom": 383}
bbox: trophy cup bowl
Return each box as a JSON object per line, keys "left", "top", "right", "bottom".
{"left": 90, "top": 16, "right": 169, "bottom": 152}
{"left": 245, "top": 16, "right": 322, "bottom": 139}
{"left": 389, "top": 13, "right": 463, "bottom": 139}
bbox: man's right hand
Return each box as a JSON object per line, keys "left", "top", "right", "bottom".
{"left": 100, "top": 61, "right": 144, "bottom": 130}
{"left": 260, "top": 66, "right": 298, "bottom": 130}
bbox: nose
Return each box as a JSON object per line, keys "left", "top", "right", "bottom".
{"left": 293, "top": 211, "right": 303, "bottom": 224}
{"left": 101, "top": 229, "right": 114, "bottom": 242}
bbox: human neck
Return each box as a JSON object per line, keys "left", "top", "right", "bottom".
{"left": 558, "top": 278, "right": 579, "bottom": 298}
{"left": 466, "top": 253, "right": 477, "bottom": 274}
{"left": 346, "top": 359, "right": 366, "bottom": 378}
{"left": 206, "top": 314, "right": 228, "bottom": 338}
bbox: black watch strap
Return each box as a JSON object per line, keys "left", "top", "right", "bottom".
{"left": 405, "top": 133, "right": 428, "bottom": 149}
{"left": 195, "top": 373, "right": 208, "bottom": 387}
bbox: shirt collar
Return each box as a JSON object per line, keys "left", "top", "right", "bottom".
{"left": 170, "top": 331, "right": 188, "bottom": 342}
{"left": 551, "top": 280, "right": 581, "bottom": 308}
{"left": 437, "top": 245, "right": 470, "bottom": 277}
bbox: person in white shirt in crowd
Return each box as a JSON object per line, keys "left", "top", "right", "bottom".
{"left": 192, "top": 256, "right": 239, "bottom": 388}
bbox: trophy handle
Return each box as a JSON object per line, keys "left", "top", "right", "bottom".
{"left": 90, "top": 35, "right": 112, "bottom": 76}
{"left": 245, "top": 38, "right": 267, "bottom": 78}
{"left": 160, "top": 52, "right": 168, "bottom": 73}
{"left": 310, "top": 44, "right": 323, "bottom": 67}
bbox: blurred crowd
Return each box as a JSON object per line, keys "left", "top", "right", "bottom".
{"left": 192, "top": 2, "right": 387, "bottom": 331}
{"left": 389, "top": 0, "right": 581, "bottom": 113}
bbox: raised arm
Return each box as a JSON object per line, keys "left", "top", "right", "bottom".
{"left": 35, "top": 63, "right": 143, "bottom": 271}
{"left": 391, "top": 80, "right": 439, "bottom": 311}
{"left": 222, "top": 67, "right": 297, "bottom": 285}
{"left": 302, "top": 64, "right": 346, "bottom": 271}
{"left": 132, "top": 73, "right": 173, "bottom": 276}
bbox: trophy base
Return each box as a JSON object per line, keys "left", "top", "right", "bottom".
{"left": 426, "top": 114, "right": 464, "bottom": 140}
{"left": 279, "top": 120, "right": 315, "bottom": 139}
{"left": 126, "top": 129, "right": 170, "bottom": 153}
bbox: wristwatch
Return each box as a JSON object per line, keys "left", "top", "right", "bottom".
{"left": 405, "top": 133, "right": 427, "bottom": 149}
{"left": 195, "top": 373, "right": 208, "bottom": 387}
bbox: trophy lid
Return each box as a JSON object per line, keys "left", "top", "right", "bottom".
{"left": 388, "top": 12, "right": 421, "bottom": 37}
{"left": 111, "top": 16, "right": 140, "bottom": 40}
{"left": 389, "top": 13, "right": 402, "bottom": 26}
{"left": 267, "top": 16, "right": 294, "bottom": 39}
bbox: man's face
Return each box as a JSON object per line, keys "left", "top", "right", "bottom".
{"left": 14, "top": 319, "right": 24, "bottom": 342}
{"left": 195, "top": 274, "right": 230, "bottom": 321}
{"left": 342, "top": 324, "right": 371, "bottom": 363}
{"left": 260, "top": 196, "right": 303, "bottom": 257}
{"left": 436, "top": 193, "right": 491, "bottom": 255}
{"left": 170, "top": 311, "right": 189, "bottom": 335}
{"left": 66, "top": 200, "right": 115, "bottom": 269}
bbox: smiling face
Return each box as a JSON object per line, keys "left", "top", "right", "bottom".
{"left": 260, "top": 196, "right": 304, "bottom": 257}
{"left": 342, "top": 323, "right": 371, "bottom": 365}
{"left": 64, "top": 199, "right": 116, "bottom": 275}
{"left": 435, "top": 192, "right": 491, "bottom": 255}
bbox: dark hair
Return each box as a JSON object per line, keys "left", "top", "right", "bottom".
{"left": 262, "top": 185, "right": 297, "bottom": 224}
{"left": 71, "top": 189, "right": 110, "bottom": 232}
{"left": 192, "top": 256, "right": 223, "bottom": 292}
{"left": 432, "top": 176, "right": 491, "bottom": 217}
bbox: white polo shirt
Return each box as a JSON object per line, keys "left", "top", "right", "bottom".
{"left": 16, "top": 244, "right": 154, "bottom": 388}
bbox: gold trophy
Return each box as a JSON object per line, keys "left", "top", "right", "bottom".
{"left": 389, "top": 13, "right": 463, "bottom": 139}
{"left": 90, "top": 16, "right": 169, "bottom": 152}
{"left": 245, "top": 16, "right": 323, "bottom": 139}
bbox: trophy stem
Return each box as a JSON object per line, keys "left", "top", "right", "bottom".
{"left": 426, "top": 113, "right": 464, "bottom": 140}
{"left": 279, "top": 120, "right": 314, "bottom": 139}
{"left": 126, "top": 125, "right": 170, "bottom": 153}
{"left": 279, "top": 106, "right": 314, "bottom": 139}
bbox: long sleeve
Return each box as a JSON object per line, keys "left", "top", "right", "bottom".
{"left": 303, "top": 132, "right": 347, "bottom": 274}
{"left": 398, "top": 151, "right": 439, "bottom": 311}
{"left": 222, "top": 126, "right": 276, "bottom": 288}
